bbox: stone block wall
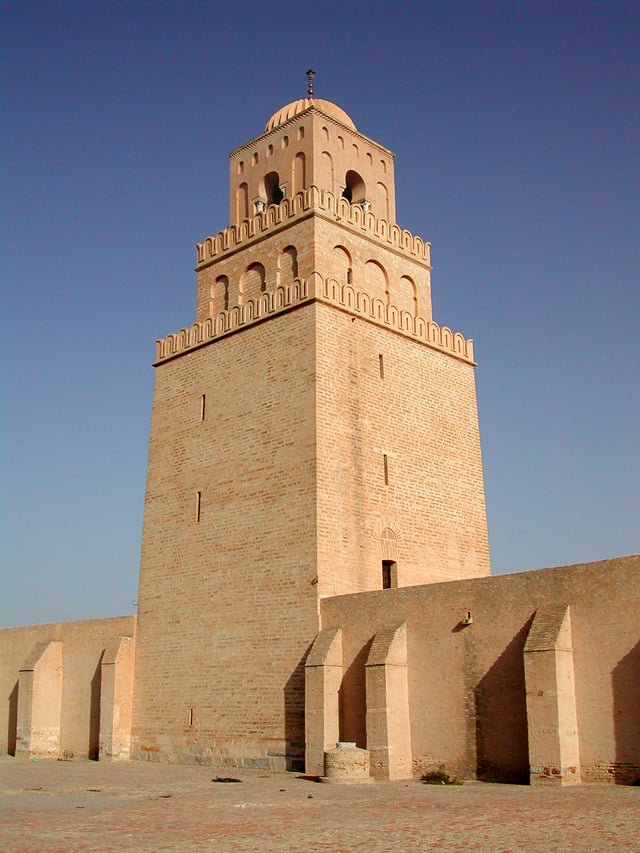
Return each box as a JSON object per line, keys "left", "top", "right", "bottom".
{"left": 316, "top": 556, "right": 640, "bottom": 784}
{"left": 0, "top": 615, "right": 136, "bottom": 758}
{"left": 315, "top": 300, "right": 490, "bottom": 597}
{"left": 132, "top": 306, "right": 320, "bottom": 769}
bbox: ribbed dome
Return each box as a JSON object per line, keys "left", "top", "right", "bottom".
{"left": 265, "top": 98, "right": 356, "bottom": 132}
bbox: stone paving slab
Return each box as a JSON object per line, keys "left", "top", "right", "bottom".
{"left": 0, "top": 757, "right": 638, "bottom": 852}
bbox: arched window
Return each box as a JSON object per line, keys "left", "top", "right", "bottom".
{"left": 263, "top": 171, "right": 283, "bottom": 205}
{"left": 342, "top": 170, "right": 366, "bottom": 204}
{"left": 381, "top": 528, "right": 398, "bottom": 589}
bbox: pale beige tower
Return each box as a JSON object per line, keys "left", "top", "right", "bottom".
{"left": 132, "top": 80, "right": 490, "bottom": 768}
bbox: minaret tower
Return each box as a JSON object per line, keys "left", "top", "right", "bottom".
{"left": 132, "top": 78, "right": 490, "bottom": 768}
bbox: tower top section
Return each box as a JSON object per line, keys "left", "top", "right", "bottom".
{"left": 229, "top": 89, "right": 396, "bottom": 227}
{"left": 265, "top": 99, "right": 357, "bottom": 133}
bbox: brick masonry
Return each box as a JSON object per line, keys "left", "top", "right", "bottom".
{"left": 0, "top": 97, "right": 637, "bottom": 785}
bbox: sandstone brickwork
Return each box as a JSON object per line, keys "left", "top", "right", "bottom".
{"left": 132, "top": 307, "right": 319, "bottom": 768}
{"left": 0, "top": 616, "right": 135, "bottom": 759}
{"left": 1, "top": 93, "right": 636, "bottom": 786}
{"left": 131, "top": 96, "right": 488, "bottom": 767}
{"left": 316, "top": 556, "right": 639, "bottom": 784}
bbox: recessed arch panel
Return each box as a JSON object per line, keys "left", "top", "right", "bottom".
{"left": 321, "top": 151, "right": 335, "bottom": 195}
{"left": 279, "top": 246, "right": 298, "bottom": 286}
{"left": 211, "top": 275, "right": 230, "bottom": 314}
{"left": 376, "top": 181, "right": 390, "bottom": 221}
{"left": 333, "top": 245, "right": 353, "bottom": 285}
{"left": 236, "top": 183, "right": 249, "bottom": 222}
{"left": 292, "top": 152, "right": 306, "bottom": 194}
{"left": 397, "top": 275, "right": 418, "bottom": 317}
{"left": 364, "top": 259, "right": 389, "bottom": 304}
{"left": 241, "top": 262, "right": 266, "bottom": 304}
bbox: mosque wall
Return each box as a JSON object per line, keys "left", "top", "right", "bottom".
{"left": 315, "top": 556, "right": 640, "bottom": 784}
{"left": 0, "top": 615, "right": 136, "bottom": 759}
{"left": 2, "top": 99, "right": 636, "bottom": 787}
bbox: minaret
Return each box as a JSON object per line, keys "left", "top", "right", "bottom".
{"left": 132, "top": 79, "right": 490, "bottom": 768}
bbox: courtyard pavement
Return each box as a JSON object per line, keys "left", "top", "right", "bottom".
{"left": 0, "top": 756, "right": 638, "bottom": 852}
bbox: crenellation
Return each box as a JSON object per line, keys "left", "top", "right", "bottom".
{"left": 196, "top": 187, "right": 431, "bottom": 268}
{"left": 157, "top": 274, "right": 471, "bottom": 364}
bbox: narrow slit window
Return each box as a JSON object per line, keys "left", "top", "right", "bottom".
{"left": 383, "top": 454, "right": 389, "bottom": 485}
{"left": 188, "top": 708, "right": 194, "bottom": 726}
{"left": 382, "top": 560, "right": 397, "bottom": 589}
{"left": 195, "top": 491, "right": 202, "bottom": 522}
{"left": 200, "top": 394, "right": 206, "bottom": 421}
{"left": 379, "top": 354, "right": 384, "bottom": 379}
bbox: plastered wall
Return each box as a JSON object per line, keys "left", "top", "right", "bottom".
{"left": 0, "top": 616, "right": 136, "bottom": 758}
{"left": 318, "top": 557, "right": 640, "bottom": 783}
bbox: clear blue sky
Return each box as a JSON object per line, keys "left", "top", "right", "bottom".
{"left": 1, "top": 1, "right": 638, "bottom": 627}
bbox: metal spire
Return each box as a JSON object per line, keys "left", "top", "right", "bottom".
{"left": 306, "top": 69, "right": 315, "bottom": 99}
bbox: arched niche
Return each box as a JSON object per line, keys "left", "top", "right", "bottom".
{"left": 292, "top": 153, "right": 306, "bottom": 194}
{"left": 236, "top": 183, "right": 249, "bottom": 222}
{"left": 211, "top": 275, "right": 230, "bottom": 314}
{"left": 278, "top": 246, "right": 298, "bottom": 286}
{"left": 333, "top": 245, "right": 353, "bottom": 285}
{"left": 240, "top": 262, "right": 266, "bottom": 304}
{"left": 364, "top": 259, "right": 388, "bottom": 304}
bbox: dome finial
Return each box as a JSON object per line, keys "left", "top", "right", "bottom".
{"left": 306, "top": 69, "right": 315, "bottom": 99}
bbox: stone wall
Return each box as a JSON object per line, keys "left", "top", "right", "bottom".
{"left": 315, "top": 299, "right": 489, "bottom": 597}
{"left": 132, "top": 306, "right": 320, "bottom": 769}
{"left": 0, "top": 615, "right": 136, "bottom": 759}
{"left": 314, "top": 556, "right": 640, "bottom": 784}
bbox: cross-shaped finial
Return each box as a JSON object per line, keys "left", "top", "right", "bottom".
{"left": 306, "top": 69, "right": 315, "bottom": 98}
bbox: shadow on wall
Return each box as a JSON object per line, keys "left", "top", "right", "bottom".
{"left": 284, "top": 647, "right": 313, "bottom": 773}
{"left": 612, "top": 640, "right": 640, "bottom": 785}
{"left": 474, "top": 617, "right": 534, "bottom": 784}
{"left": 7, "top": 680, "right": 18, "bottom": 755}
{"left": 89, "top": 653, "right": 103, "bottom": 761}
{"left": 338, "top": 639, "right": 373, "bottom": 748}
